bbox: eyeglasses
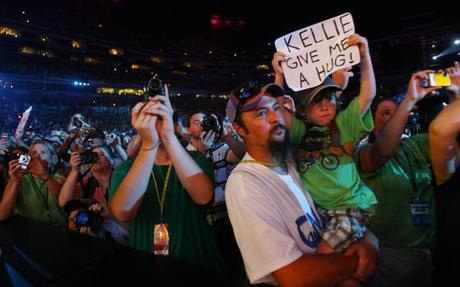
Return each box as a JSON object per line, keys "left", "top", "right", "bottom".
{"left": 233, "top": 82, "right": 262, "bottom": 122}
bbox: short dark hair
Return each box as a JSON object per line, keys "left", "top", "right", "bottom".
{"left": 186, "top": 110, "right": 207, "bottom": 128}
{"left": 234, "top": 111, "right": 248, "bottom": 134}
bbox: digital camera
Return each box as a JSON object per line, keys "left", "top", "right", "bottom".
{"left": 201, "top": 115, "right": 223, "bottom": 141}
{"left": 18, "top": 154, "right": 31, "bottom": 169}
{"left": 79, "top": 150, "right": 99, "bottom": 164}
{"left": 144, "top": 78, "right": 164, "bottom": 100}
{"left": 74, "top": 208, "right": 104, "bottom": 233}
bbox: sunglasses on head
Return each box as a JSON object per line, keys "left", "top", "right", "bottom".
{"left": 233, "top": 82, "right": 262, "bottom": 122}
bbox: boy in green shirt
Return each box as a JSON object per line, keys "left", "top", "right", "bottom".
{"left": 273, "top": 34, "right": 377, "bottom": 258}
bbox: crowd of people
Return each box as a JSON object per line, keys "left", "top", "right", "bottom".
{"left": 1, "top": 33, "right": 460, "bottom": 287}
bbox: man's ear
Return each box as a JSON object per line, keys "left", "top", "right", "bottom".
{"left": 232, "top": 122, "right": 247, "bottom": 138}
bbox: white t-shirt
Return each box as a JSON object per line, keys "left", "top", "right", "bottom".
{"left": 226, "top": 154, "right": 323, "bottom": 285}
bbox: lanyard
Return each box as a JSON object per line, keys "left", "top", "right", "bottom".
{"left": 29, "top": 177, "right": 51, "bottom": 223}
{"left": 151, "top": 165, "right": 173, "bottom": 222}
{"left": 392, "top": 142, "right": 421, "bottom": 199}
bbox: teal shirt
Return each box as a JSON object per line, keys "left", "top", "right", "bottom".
{"left": 290, "top": 97, "right": 376, "bottom": 210}
{"left": 109, "top": 151, "right": 226, "bottom": 274}
{"left": 358, "top": 134, "right": 435, "bottom": 249}
{"left": 15, "top": 173, "right": 66, "bottom": 226}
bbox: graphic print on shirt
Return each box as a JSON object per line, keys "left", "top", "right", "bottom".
{"left": 295, "top": 209, "right": 324, "bottom": 248}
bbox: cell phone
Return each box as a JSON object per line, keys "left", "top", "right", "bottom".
{"left": 18, "top": 154, "right": 31, "bottom": 169}
{"left": 422, "top": 73, "right": 451, "bottom": 88}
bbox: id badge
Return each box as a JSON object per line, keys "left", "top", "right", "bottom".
{"left": 153, "top": 223, "right": 169, "bottom": 255}
{"left": 410, "top": 200, "right": 431, "bottom": 227}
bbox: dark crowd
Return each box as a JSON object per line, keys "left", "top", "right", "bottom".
{"left": 1, "top": 33, "right": 460, "bottom": 287}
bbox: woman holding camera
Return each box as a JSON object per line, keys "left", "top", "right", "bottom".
{"left": 58, "top": 145, "right": 128, "bottom": 245}
{"left": 59, "top": 146, "right": 114, "bottom": 206}
{"left": 0, "top": 141, "right": 66, "bottom": 225}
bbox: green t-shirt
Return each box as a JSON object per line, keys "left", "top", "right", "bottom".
{"left": 109, "top": 151, "right": 226, "bottom": 274}
{"left": 290, "top": 97, "right": 376, "bottom": 210}
{"left": 15, "top": 173, "right": 66, "bottom": 226}
{"left": 358, "top": 134, "right": 435, "bottom": 249}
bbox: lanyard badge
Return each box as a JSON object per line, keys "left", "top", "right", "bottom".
{"left": 410, "top": 199, "right": 431, "bottom": 227}
{"left": 151, "top": 164, "right": 173, "bottom": 256}
{"left": 153, "top": 223, "right": 169, "bottom": 255}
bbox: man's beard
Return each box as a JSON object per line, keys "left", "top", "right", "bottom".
{"left": 268, "top": 124, "right": 290, "bottom": 164}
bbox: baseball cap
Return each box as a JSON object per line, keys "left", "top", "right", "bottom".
{"left": 226, "top": 83, "right": 285, "bottom": 123}
{"left": 294, "top": 77, "right": 342, "bottom": 108}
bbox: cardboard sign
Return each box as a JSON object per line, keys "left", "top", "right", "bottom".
{"left": 275, "top": 12, "right": 360, "bottom": 91}
{"left": 15, "top": 106, "right": 32, "bottom": 139}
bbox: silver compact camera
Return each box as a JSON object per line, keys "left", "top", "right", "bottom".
{"left": 18, "top": 154, "right": 31, "bottom": 169}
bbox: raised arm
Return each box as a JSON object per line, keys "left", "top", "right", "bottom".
{"left": 272, "top": 51, "right": 286, "bottom": 87}
{"left": 430, "top": 99, "right": 460, "bottom": 185}
{"left": 359, "top": 71, "right": 438, "bottom": 172}
{"left": 429, "top": 61, "right": 460, "bottom": 185}
{"left": 149, "top": 92, "right": 214, "bottom": 205}
{"left": 349, "top": 34, "right": 376, "bottom": 115}
{"left": 58, "top": 152, "right": 84, "bottom": 207}
{"left": 110, "top": 101, "right": 160, "bottom": 222}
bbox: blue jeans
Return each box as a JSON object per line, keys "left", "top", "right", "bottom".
{"left": 363, "top": 246, "right": 432, "bottom": 287}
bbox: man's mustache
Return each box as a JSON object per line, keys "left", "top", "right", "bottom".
{"left": 269, "top": 124, "right": 287, "bottom": 135}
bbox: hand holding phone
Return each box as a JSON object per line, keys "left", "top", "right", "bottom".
{"left": 421, "top": 73, "right": 451, "bottom": 88}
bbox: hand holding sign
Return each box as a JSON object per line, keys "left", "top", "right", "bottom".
{"left": 271, "top": 51, "right": 286, "bottom": 77}
{"left": 348, "top": 34, "right": 369, "bottom": 59}
{"left": 275, "top": 12, "right": 360, "bottom": 91}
